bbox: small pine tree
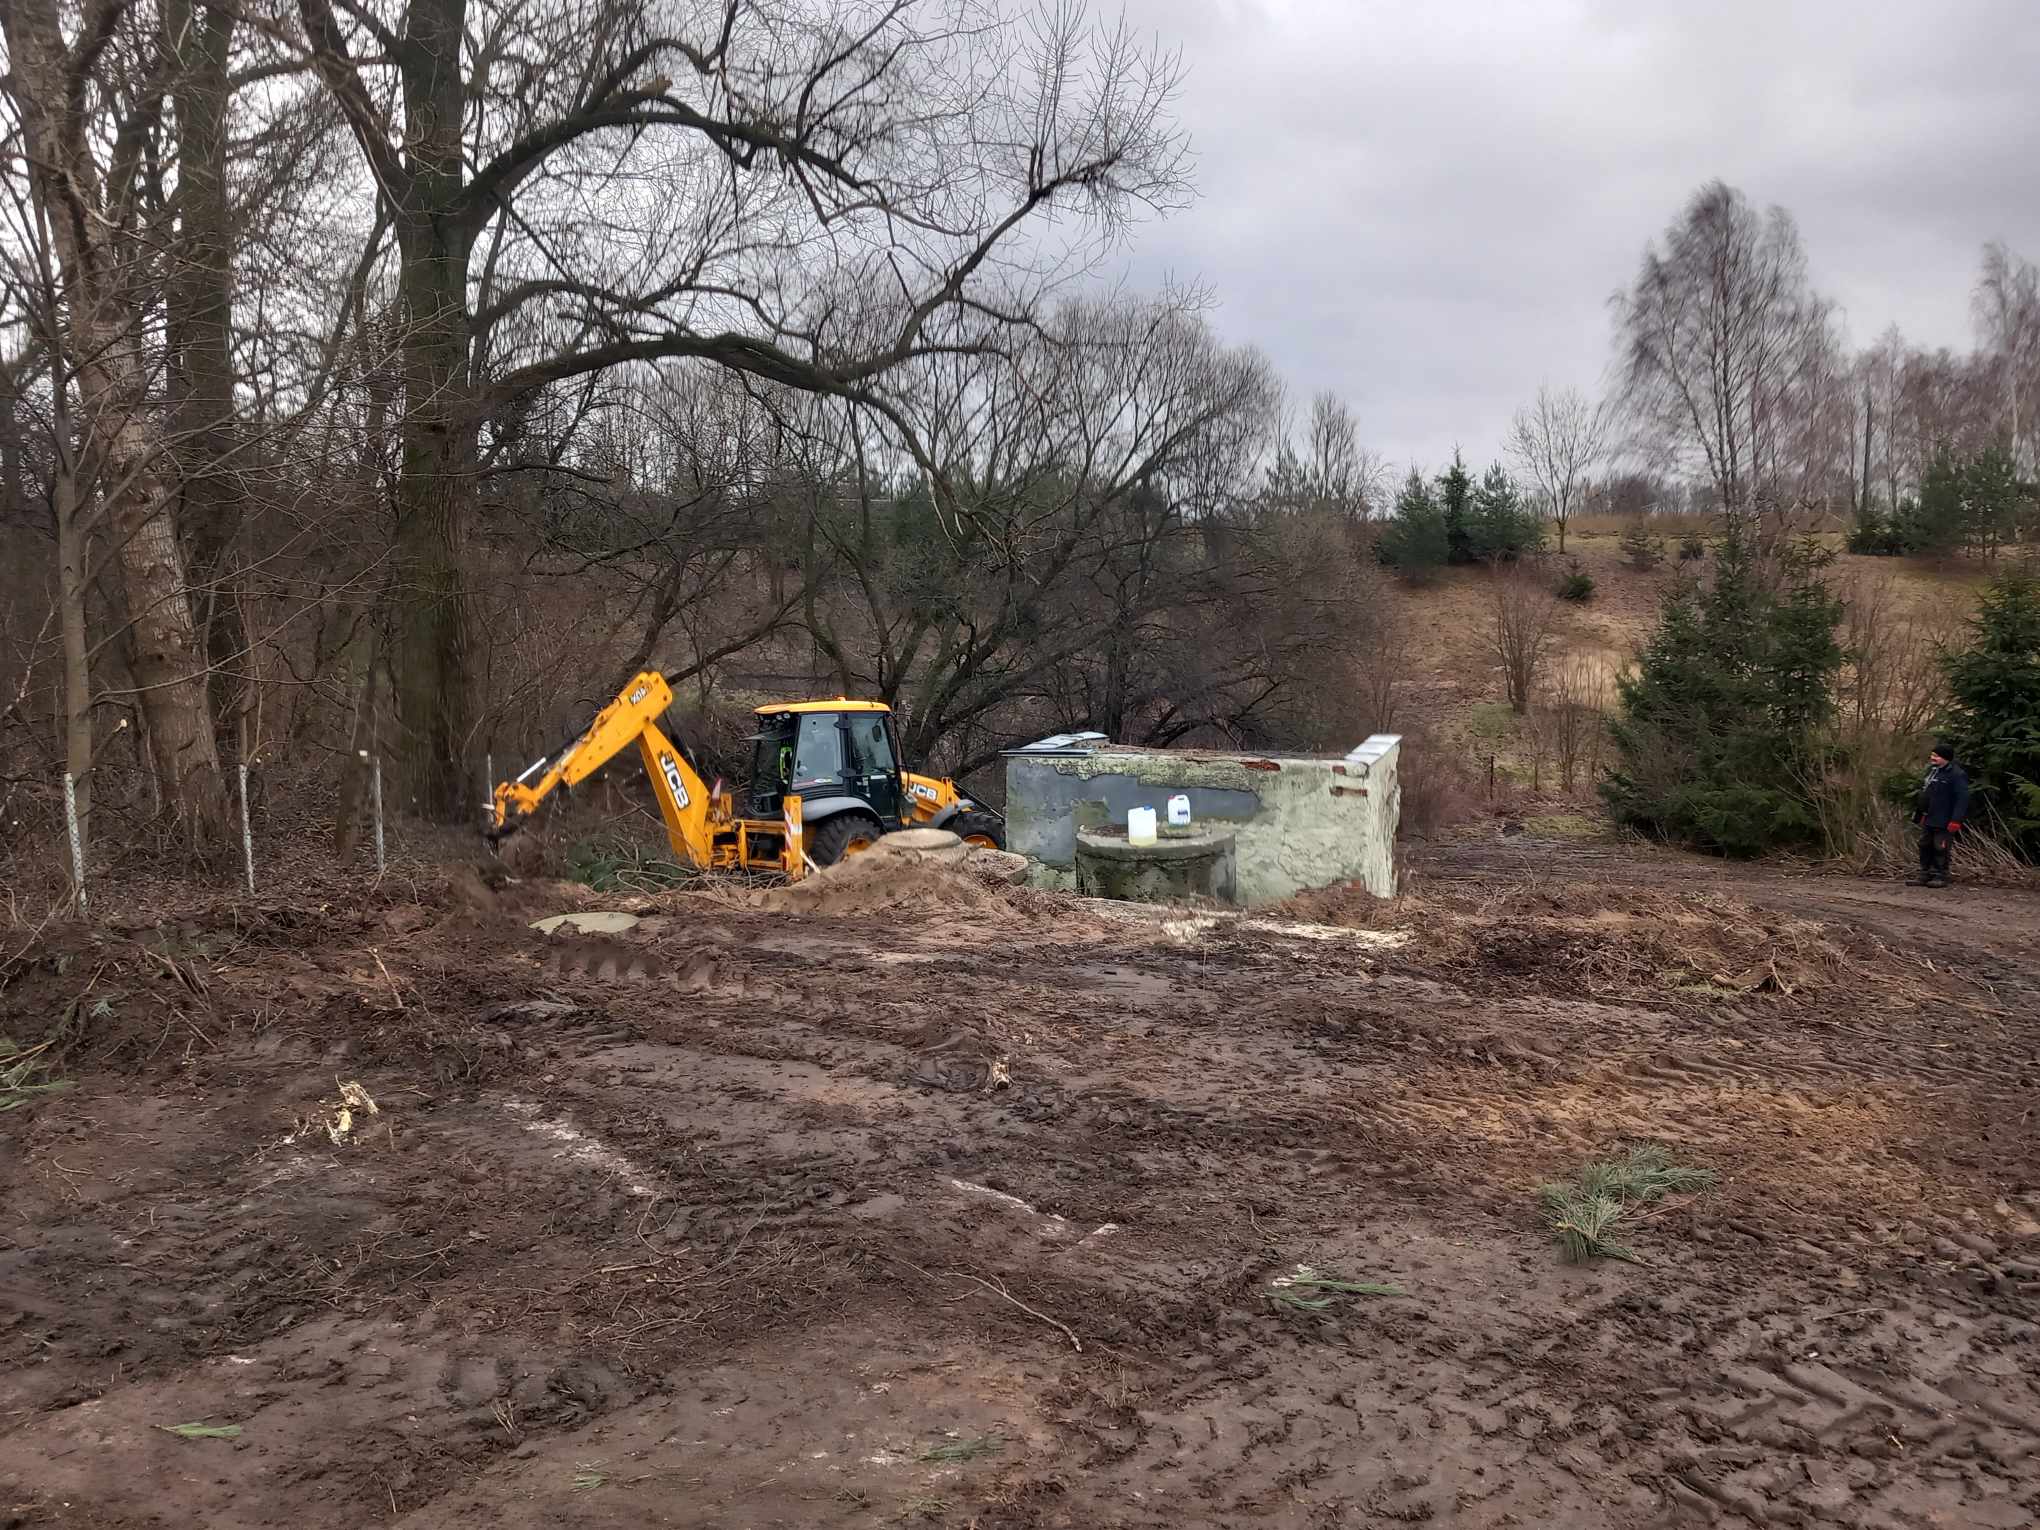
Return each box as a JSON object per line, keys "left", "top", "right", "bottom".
{"left": 1896, "top": 446, "right": 1966, "bottom": 554}
{"left": 1963, "top": 444, "right": 2022, "bottom": 560}
{"left": 1619, "top": 520, "right": 1666, "bottom": 569}
{"left": 1604, "top": 525, "right": 1843, "bottom": 856}
{"left": 1378, "top": 469, "right": 1449, "bottom": 577}
{"left": 1437, "top": 451, "right": 1475, "bottom": 564}
{"left": 1555, "top": 558, "right": 1595, "bottom": 602}
{"left": 1468, "top": 464, "right": 1544, "bottom": 561}
{"left": 1940, "top": 570, "right": 2040, "bottom": 856}
{"left": 1846, "top": 508, "right": 1906, "bottom": 556}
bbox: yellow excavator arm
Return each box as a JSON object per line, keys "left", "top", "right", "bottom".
{"left": 488, "top": 671, "right": 720, "bottom": 868}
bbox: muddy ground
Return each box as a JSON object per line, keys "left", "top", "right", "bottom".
{"left": 3, "top": 836, "right": 2038, "bottom": 1529}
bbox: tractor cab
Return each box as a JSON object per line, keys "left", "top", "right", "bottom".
{"left": 745, "top": 701, "right": 906, "bottom": 829}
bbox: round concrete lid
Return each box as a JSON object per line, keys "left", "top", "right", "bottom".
{"left": 1075, "top": 825, "right": 1235, "bottom": 862}
{"left": 530, "top": 911, "right": 641, "bottom": 934}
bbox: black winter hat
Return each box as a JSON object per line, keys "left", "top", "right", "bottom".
{"left": 1931, "top": 740, "right": 1956, "bottom": 762}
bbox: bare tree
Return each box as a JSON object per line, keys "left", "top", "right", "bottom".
{"left": 1536, "top": 653, "right": 1610, "bottom": 793}
{"left": 1974, "top": 241, "right": 2040, "bottom": 478}
{"left": 1, "top": 0, "right": 233, "bottom": 843}
{"left": 1612, "top": 182, "right": 1836, "bottom": 526}
{"left": 1508, "top": 383, "right": 1608, "bottom": 553}
{"left": 293, "top": 0, "right": 1193, "bottom": 816}
{"left": 1263, "top": 389, "right": 1384, "bottom": 520}
{"left": 162, "top": 0, "right": 245, "bottom": 724}
{"left": 791, "top": 291, "right": 1277, "bottom": 774}
{"left": 1486, "top": 562, "right": 1561, "bottom": 715}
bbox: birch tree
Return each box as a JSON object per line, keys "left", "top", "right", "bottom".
{"left": 1, "top": 0, "right": 233, "bottom": 843}
{"left": 1507, "top": 383, "right": 1607, "bottom": 554}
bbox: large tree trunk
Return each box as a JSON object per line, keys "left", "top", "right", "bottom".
{"left": 383, "top": 0, "right": 479, "bottom": 821}
{"left": 392, "top": 231, "right": 477, "bottom": 819}
{"left": 165, "top": 0, "right": 246, "bottom": 739}
{"left": 55, "top": 469, "right": 94, "bottom": 840}
{"left": 84, "top": 340, "right": 233, "bottom": 842}
{"left": 2, "top": 0, "right": 232, "bottom": 848}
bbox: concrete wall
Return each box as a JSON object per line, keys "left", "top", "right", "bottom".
{"left": 1003, "top": 736, "right": 1402, "bottom": 904}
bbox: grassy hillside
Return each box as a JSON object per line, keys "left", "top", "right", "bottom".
{"left": 1390, "top": 531, "right": 1996, "bottom": 829}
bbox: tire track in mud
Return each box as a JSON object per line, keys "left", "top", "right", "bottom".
{"left": 11, "top": 865, "right": 2040, "bottom": 1530}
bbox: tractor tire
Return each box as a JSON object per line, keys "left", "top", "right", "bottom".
{"left": 808, "top": 811, "right": 886, "bottom": 868}
{"left": 950, "top": 810, "right": 1005, "bottom": 852}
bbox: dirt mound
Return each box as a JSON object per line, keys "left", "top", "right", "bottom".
{"left": 1274, "top": 877, "right": 1874, "bottom": 1002}
{"left": 751, "top": 830, "right": 1032, "bottom": 920}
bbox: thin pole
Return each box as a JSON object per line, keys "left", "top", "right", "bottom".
{"left": 238, "top": 762, "right": 256, "bottom": 896}
{"left": 370, "top": 753, "right": 386, "bottom": 875}
{"left": 62, "top": 771, "right": 86, "bottom": 913}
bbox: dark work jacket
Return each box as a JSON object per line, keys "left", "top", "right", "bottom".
{"left": 1917, "top": 762, "right": 1971, "bottom": 829}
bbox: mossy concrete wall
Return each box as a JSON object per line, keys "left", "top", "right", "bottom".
{"left": 1004, "top": 737, "right": 1401, "bottom": 904}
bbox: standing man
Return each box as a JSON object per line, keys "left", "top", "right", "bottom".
{"left": 1912, "top": 741, "right": 1970, "bottom": 889}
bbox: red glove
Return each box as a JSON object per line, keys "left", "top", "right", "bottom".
{"left": 1948, "top": 821, "right": 1962, "bottom": 834}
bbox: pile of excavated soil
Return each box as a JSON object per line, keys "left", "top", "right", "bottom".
{"left": 748, "top": 829, "right": 1036, "bottom": 920}
{"left": 1274, "top": 876, "right": 1874, "bottom": 1002}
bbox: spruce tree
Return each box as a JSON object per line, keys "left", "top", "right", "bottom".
{"left": 1469, "top": 464, "right": 1542, "bottom": 561}
{"left": 1378, "top": 469, "right": 1449, "bottom": 577}
{"left": 1604, "top": 525, "right": 1843, "bottom": 856}
{"left": 1437, "top": 450, "right": 1475, "bottom": 564}
{"left": 1897, "top": 446, "right": 1965, "bottom": 554}
{"left": 1940, "top": 571, "right": 2040, "bottom": 855}
{"left": 1963, "top": 444, "right": 2021, "bottom": 560}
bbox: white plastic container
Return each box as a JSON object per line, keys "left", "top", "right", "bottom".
{"left": 1127, "top": 805, "right": 1158, "bottom": 845}
{"left": 1167, "top": 793, "right": 1192, "bottom": 827}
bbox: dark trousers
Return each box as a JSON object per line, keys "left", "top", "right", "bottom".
{"left": 1918, "top": 825, "right": 1952, "bottom": 883}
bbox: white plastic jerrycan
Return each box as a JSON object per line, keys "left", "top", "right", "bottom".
{"left": 1127, "top": 805, "right": 1158, "bottom": 845}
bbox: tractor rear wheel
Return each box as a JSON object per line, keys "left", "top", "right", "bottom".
{"left": 809, "top": 811, "right": 885, "bottom": 868}
{"left": 950, "top": 810, "right": 1005, "bottom": 851}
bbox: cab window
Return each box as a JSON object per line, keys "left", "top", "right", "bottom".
{"left": 849, "top": 716, "right": 896, "bottom": 776}
{"left": 792, "top": 714, "right": 844, "bottom": 787}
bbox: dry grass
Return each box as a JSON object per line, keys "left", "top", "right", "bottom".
{"left": 0, "top": 1036, "right": 72, "bottom": 1113}
{"left": 1569, "top": 509, "right": 1729, "bottom": 541}
{"left": 1266, "top": 1265, "right": 1406, "bottom": 1312}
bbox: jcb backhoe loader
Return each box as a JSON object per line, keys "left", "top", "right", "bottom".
{"left": 486, "top": 671, "right": 1004, "bottom": 878}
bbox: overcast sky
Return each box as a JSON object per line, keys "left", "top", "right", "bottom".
{"left": 1107, "top": 0, "right": 2040, "bottom": 472}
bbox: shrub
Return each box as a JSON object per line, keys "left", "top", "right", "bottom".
{"left": 1846, "top": 512, "right": 1907, "bottom": 556}
{"left": 1467, "top": 464, "right": 1545, "bottom": 562}
{"left": 1555, "top": 559, "right": 1595, "bottom": 602}
{"left": 1377, "top": 469, "right": 1449, "bottom": 578}
{"left": 1618, "top": 520, "right": 1666, "bottom": 570}
{"left": 1604, "top": 529, "right": 1844, "bottom": 856}
{"left": 1396, "top": 730, "right": 1477, "bottom": 838}
{"left": 1677, "top": 535, "right": 1706, "bottom": 562}
{"left": 1939, "top": 570, "right": 2040, "bottom": 858}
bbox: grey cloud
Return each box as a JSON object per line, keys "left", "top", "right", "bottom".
{"left": 1104, "top": 0, "right": 2040, "bottom": 468}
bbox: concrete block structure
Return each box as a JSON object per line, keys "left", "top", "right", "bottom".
{"left": 1002, "top": 733, "right": 1403, "bottom": 905}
